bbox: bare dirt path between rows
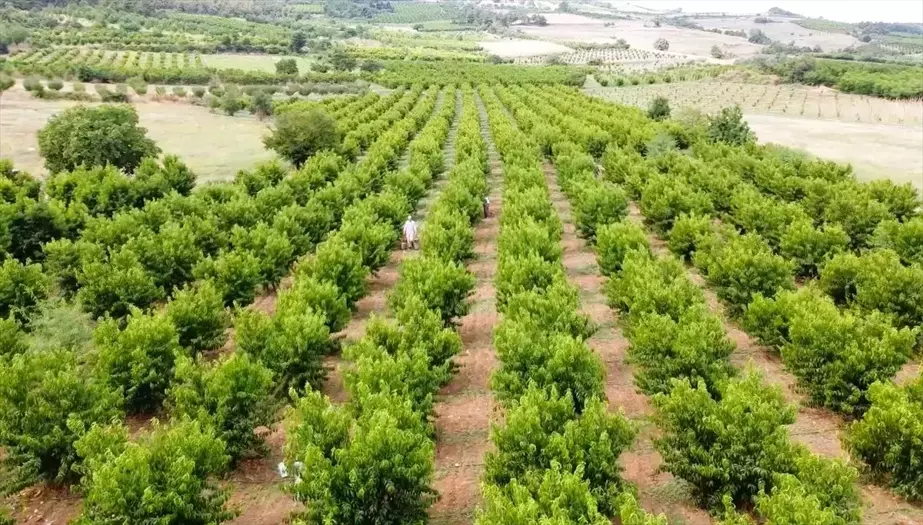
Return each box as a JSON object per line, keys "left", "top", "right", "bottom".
{"left": 428, "top": 92, "right": 502, "bottom": 525}
{"left": 625, "top": 202, "right": 923, "bottom": 525}
{"left": 544, "top": 165, "right": 712, "bottom": 525}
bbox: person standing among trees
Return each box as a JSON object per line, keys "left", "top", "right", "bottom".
{"left": 402, "top": 215, "right": 419, "bottom": 250}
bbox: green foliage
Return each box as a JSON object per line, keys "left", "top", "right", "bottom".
{"left": 694, "top": 233, "right": 794, "bottom": 316}
{"left": 629, "top": 305, "right": 735, "bottom": 396}
{"left": 0, "top": 348, "right": 121, "bottom": 482}
{"left": 166, "top": 281, "right": 229, "bottom": 354}
{"left": 847, "top": 376, "right": 923, "bottom": 501}
{"left": 388, "top": 255, "right": 474, "bottom": 326}
{"left": 0, "top": 316, "right": 27, "bottom": 359}
{"left": 639, "top": 173, "right": 713, "bottom": 232}
{"left": 616, "top": 492, "right": 668, "bottom": 525}
{"left": 77, "top": 247, "right": 163, "bottom": 319}
{"left": 707, "top": 105, "right": 755, "bottom": 146}
{"left": 779, "top": 219, "right": 849, "bottom": 278}
{"left": 570, "top": 180, "right": 628, "bottom": 241}
{"left": 477, "top": 466, "right": 611, "bottom": 525}
{"left": 421, "top": 208, "right": 475, "bottom": 263}
{"left": 37, "top": 104, "right": 160, "bottom": 174}
{"left": 492, "top": 320, "right": 604, "bottom": 412}
{"left": 168, "top": 353, "right": 275, "bottom": 465}
{"left": 193, "top": 249, "right": 263, "bottom": 307}
{"left": 871, "top": 217, "right": 923, "bottom": 266}
{"left": 606, "top": 250, "right": 702, "bottom": 323}
{"left": 647, "top": 96, "right": 671, "bottom": 121}
{"left": 275, "top": 58, "right": 299, "bottom": 75}
{"left": 297, "top": 237, "right": 369, "bottom": 309}
{"left": 249, "top": 89, "right": 274, "bottom": 120}
{"left": 235, "top": 308, "right": 331, "bottom": 393}
{"left": 75, "top": 418, "right": 233, "bottom": 525}
{"left": 667, "top": 213, "right": 711, "bottom": 260}
{"left": 596, "top": 220, "right": 650, "bottom": 275}
{"left": 504, "top": 279, "right": 594, "bottom": 341}
{"left": 264, "top": 108, "right": 341, "bottom": 167}
{"left": 496, "top": 254, "right": 566, "bottom": 312}
{"left": 485, "top": 385, "right": 635, "bottom": 514}
{"left": 94, "top": 309, "right": 184, "bottom": 413}
{"left": 654, "top": 371, "right": 797, "bottom": 509}
{"left": 277, "top": 275, "right": 350, "bottom": 333}
{"left": 0, "top": 258, "right": 49, "bottom": 325}
{"left": 284, "top": 391, "right": 436, "bottom": 525}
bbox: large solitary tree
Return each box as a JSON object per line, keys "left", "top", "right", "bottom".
{"left": 37, "top": 104, "right": 160, "bottom": 174}
{"left": 263, "top": 109, "right": 340, "bottom": 167}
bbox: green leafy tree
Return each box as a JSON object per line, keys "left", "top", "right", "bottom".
{"left": 168, "top": 353, "right": 275, "bottom": 465}
{"left": 290, "top": 31, "right": 307, "bottom": 53}
{"left": 647, "top": 96, "right": 671, "bottom": 121}
{"left": 388, "top": 255, "right": 475, "bottom": 326}
{"left": 666, "top": 213, "right": 711, "bottom": 260}
{"left": 0, "top": 348, "right": 122, "bottom": 483}
{"left": 707, "top": 105, "right": 755, "bottom": 146}
{"left": 75, "top": 418, "right": 234, "bottom": 524}
{"left": 297, "top": 237, "right": 369, "bottom": 309}
{"left": 166, "top": 281, "right": 229, "bottom": 354}
{"left": 485, "top": 385, "right": 635, "bottom": 514}
{"left": 596, "top": 219, "right": 650, "bottom": 275}
{"left": 284, "top": 391, "right": 436, "bottom": 525}
{"left": 77, "top": 247, "right": 163, "bottom": 319}
{"left": 264, "top": 109, "right": 341, "bottom": 167}
{"left": 193, "top": 249, "right": 263, "bottom": 307}
{"left": 275, "top": 58, "right": 299, "bottom": 75}
{"left": 37, "top": 105, "right": 160, "bottom": 174}
{"left": 235, "top": 308, "right": 331, "bottom": 393}
{"left": 0, "top": 258, "right": 49, "bottom": 325}
{"left": 94, "top": 309, "right": 184, "bottom": 413}
{"left": 329, "top": 48, "right": 357, "bottom": 71}
{"left": 250, "top": 89, "right": 273, "bottom": 121}
{"left": 654, "top": 372, "right": 797, "bottom": 509}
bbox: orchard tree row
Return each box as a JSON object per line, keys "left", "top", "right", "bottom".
{"left": 472, "top": 85, "right": 658, "bottom": 523}
{"left": 499, "top": 84, "right": 865, "bottom": 523}
{"left": 282, "top": 85, "right": 495, "bottom": 523}
{"left": 514, "top": 84, "right": 923, "bottom": 510}
{"left": 0, "top": 83, "right": 464, "bottom": 522}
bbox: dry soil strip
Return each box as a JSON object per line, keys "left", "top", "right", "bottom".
{"left": 428, "top": 92, "right": 502, "bottom": 525}
{"left": 625, "top": 202, "right": 923, "bottom": 525}
{"left": 544, "top": 166, "right": 712, "bottom": 525}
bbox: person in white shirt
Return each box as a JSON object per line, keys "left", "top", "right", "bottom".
{"left": 483, "top": 196, "right": 490, "bottom": 218}
{"left": 402, "top": 215, "right": 419, "bottom": 250}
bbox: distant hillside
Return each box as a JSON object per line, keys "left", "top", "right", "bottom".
{"left": 767, "top": 7, "right": 803, "bottom": 18}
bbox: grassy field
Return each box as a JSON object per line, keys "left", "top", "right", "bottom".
{"left": 202, "top": 53, "right": 314, "bottom": 72}
{"left": 0, "top": 87, "right": 275, "bottom": 183}
{"left": 586, "top": 80, "right": 923, "bottom": 126}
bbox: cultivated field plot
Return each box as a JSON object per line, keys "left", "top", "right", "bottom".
{"left": 696, "top": 16, "right": 859, "bottom": 51}
{"left": 201, "top": 53, "right": 314, "bottom": 72}
{"left": 517, "top": 14, "right": 765, "bottom": 58}
{"left": 9, "top": 47, "right": 206, "bottom": 70}
{"left": 0, "top": 88, "right": 273, "bottom": 182}
{"left": 513, "top": 47, "right": 700, "bottom": 71}
{"left": 479, "top": 38, "right": 573, "bottom": 58}
{"left": 746, "top": 114, "right": 923, "bottom": 192}
{"left": 588, "top": 81, "right": 923, "bottom": 126}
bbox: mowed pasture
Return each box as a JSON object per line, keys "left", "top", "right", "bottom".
{"left": 518, "top": 14, "right": 764, "bottom": 58}
{"left": 201, "top": 53, "right": 314, "bottom": 72}
{"left": 0, "top": 86, "right": 274, "bottom": 182}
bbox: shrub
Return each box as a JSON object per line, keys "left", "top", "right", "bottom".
{"left": 0, "top": 258, "right": 49, "bottom": 325}
{"left": 166, "top": 281, "right": 230, "bottom": 353}
{"left": 172, "top": 86, "right": 187, "bottom": 98}
{"left": 871, "top": 217, "right": 923, "bottom": 266}
{"left": 707, "top": 105, "right": 755, "bottom": 146}
{"left": 847, "top": 376, "right": 923, "bottom": 501}
{"left": 75, "top": 418, "right": 233, "bottom": 524}
{"left": 284, "top": 391, "right": 436, "bottom": 524}
{"left": 363, "top": 294, "right": 461, "bottom": 372}
{"left": 647, "top": 96, "right": 671, "bottom": 121}
{"left": 421, "top": 209, "right": 475, "bottom": 263}
{"left": 0, "top": 316, "right": 27, "bottom": 359}
{"left": 779, "top": 219, "right": 849, "bottom": 277}
{"left": 193, "top": 249, "right": 263, "bottom": 307}
{"left": 653, "top": 38, "right": 670, "bottom": 51}
{"left": 37, "top": 104, "right": 160, "bottom": 174}
{"left": 667, "top": 213, "right": 711, "bottom": 260}
{"left": 571, "top": 181, "right": 628, "bottom": 241}
{"left": 654, "top": 371, "right": 797, "bottom": 509}
{"left": 485, "top": 385, "right": 635, "bottom": 514}
{"left": 168, "top": 353, "right": 275, "bottom": 465}
{"left": 0, "top": 348, "right": 121, "bottom": 482}
{"left": 596, "top": 220, "right": 650, "bottom": 275}
{"left": 694, "top": 233, "right": 794, "bottom": 315}
{"left": 297, "top": 237, "right": 369, "bottom": 309}
{"left": 276, "top": 275, "right": 350, "bottom": 333}
{"left": 477, "top": 466, "right": 611, "bottom": 525}
{"left": 192, "top": 86, "right": 206, "bottom": 98}
{"left": 275, "top": 58, "right": 299, "bottom": 75}
{"left": 496, "top": 254, "right": 566, "bottom": 312}
{"left": 77, "top": 248, "right": 164, "bottom": 319}
{"left": 606, "top": 250, "right": 702, "bottom": 323}
{"left": 639, "top": 174, "right": 713, "bottom": 232}
{"left": 388, "top": 255, "right": 474, "bottom": 326}
{"left": 504, "top": 279, "right": 594, "bottom": 340}
{"left": 492, "top": 320, "right": 604, "bottom": 411}
{"left": 47, "top": 79, "right": 64, "bottom": 91}
{"left": 263, "top": 108, "right": 341, "bottom": 167}
{"left": 94, "top": 309, "right": 184, "bottom": 413}
{"left": 235, "top": 308, "right": 331, "bottom": 393}
{"left": 629, "top": 305, "right": 735, "bottom": 396}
